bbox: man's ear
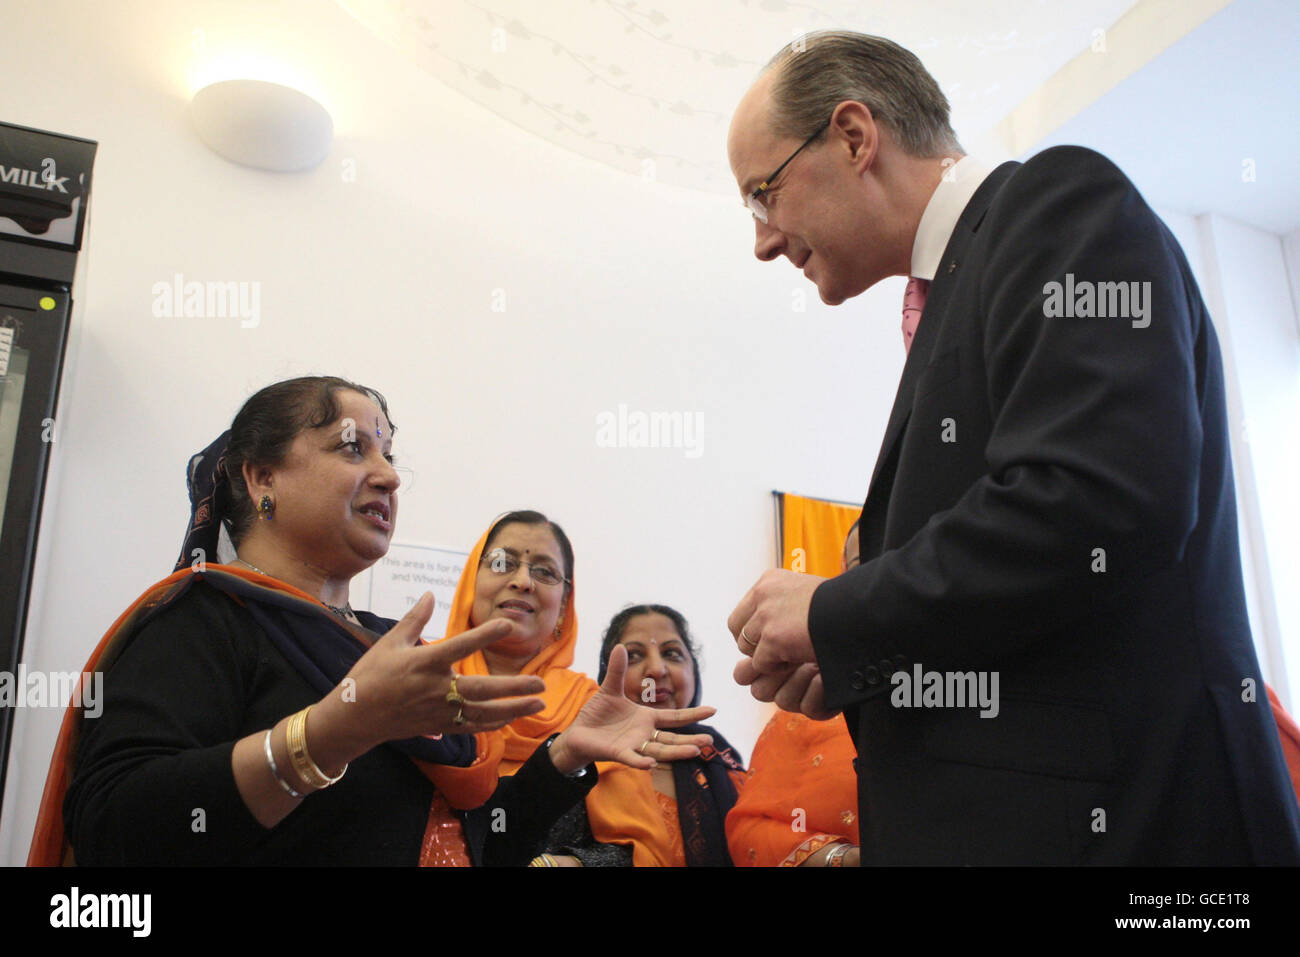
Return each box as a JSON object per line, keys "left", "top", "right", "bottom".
{"left": 830, "top": 100, "right": 878, "bottom": 175}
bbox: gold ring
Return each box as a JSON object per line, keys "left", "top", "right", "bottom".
{"left": 739, "top": 626, "right": 758, "bottom": 651}
{"left": 447, "top": 674, "right": 466, "bottom": 706}
{"left": 637, "top": 739, "right": 652, "bottom": 755}
{"left": 651, "top": 730, "right": 662, "bottom": 743}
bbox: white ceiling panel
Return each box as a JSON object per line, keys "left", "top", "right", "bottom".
{"left": 337, "top": 0, "right": 1139, "bottom": 192}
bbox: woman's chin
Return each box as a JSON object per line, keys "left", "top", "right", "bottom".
{"left": 487, "top": 629, "right": 545, "bottom": 660}
{"left": 351, "top": 547, "right": 387, "bottom": 571}
{"left": 331, "top": 530, "right": 390, "bottom": 565}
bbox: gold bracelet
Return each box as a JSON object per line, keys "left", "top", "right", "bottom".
{"left": 286, "top": 706, "right": 347, "bottom": 790}
{"left": 528, "top": 854, "right": 558, "bottom": 867}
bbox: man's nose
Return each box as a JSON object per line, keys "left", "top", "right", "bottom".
{"left": 754, "top": 219, "right": 784, "bottom": 262}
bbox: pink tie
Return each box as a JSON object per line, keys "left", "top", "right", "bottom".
{"left": 902, "top": 277, "right": 929, "bottom": 354}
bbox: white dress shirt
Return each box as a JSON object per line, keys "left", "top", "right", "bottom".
{"left": 909, "top": 156, "right": 996, "bottom": 281}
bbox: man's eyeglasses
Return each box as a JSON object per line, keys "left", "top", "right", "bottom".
{"left": 746, "top": 119, "right": 831, "bottom": 224}
{"left": 481, "top": 547, "right": 568, "bottom": 587}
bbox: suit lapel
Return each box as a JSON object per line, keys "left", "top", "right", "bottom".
{"left": 861, "top": 162, "right": 1021, "bottom": 528}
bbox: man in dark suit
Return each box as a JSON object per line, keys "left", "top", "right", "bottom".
{"left": 725, "top": 31, "right": 1300, "bottom": 864}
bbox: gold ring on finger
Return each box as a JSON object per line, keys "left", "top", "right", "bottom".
{"left": 447, "top": 674, "right": 466, "bottom": 706}
{"left": 651, "top": 730, "right": 662, "bottom": 743}
{"left": 637, "top": 739, "right": 652, "bottom": 756}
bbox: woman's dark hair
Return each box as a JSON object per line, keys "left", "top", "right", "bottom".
{"left": 223, "top": 376, "right": 395, "bottom": 546}
{"left": 482, "top": 510, "right": 575, "bottom": 601}
{"left": 598, "top": 604, "right": 702, "bottom": 708}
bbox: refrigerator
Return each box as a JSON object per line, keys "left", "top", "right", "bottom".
{"left": 0, "top": 121, "right": 97, "bottom": 819}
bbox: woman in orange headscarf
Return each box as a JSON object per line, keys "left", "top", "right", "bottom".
{"left": 431, "top": 511, "right": 598, "bottom": 793}
{"left": 436, "top": 512, "right": 744, "bottom": 865}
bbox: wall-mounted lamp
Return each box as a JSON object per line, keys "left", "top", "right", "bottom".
{"left": 190, "top": 79, "right": 333, "bottom": 172}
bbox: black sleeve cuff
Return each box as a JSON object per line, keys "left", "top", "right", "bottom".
{"left": 472, "top": 736, "right": 598, "bottom": 866}
{"left": 809, "top": 568, "right": 910, "bottom": 712}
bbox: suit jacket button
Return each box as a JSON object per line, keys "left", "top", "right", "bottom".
{"left": 850, "top": 670, "right": 866, "bottom": 691}
{"left": 864, "top": 665, "right": 881, "bottom": 685}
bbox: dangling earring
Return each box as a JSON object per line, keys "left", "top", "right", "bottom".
{"left": 258, "top": 495, "right": 275, "bottom": 520}
{"left": 553, "top": 616, "right": 564, "bottom": 639}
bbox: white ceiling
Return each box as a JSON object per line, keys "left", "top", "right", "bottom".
{"left": 337, "top": 0, "right": 1139, "bottom": 193}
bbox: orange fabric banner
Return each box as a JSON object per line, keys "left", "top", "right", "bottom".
{"left": 776, "top": 492, "right": 860, "bottom": 578}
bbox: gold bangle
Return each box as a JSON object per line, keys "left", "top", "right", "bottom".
{"left": 286, "top": 706, "right": 347, "bottom": 790}
{"left": 527, "top": 854, "right": 557, "bottom": 867}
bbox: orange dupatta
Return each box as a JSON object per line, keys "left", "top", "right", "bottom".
{"left": 584, "top": 761, "right": 692, "bottom": 867}
{"left": 724, "top": 711, "right": 859, "bottom": 867}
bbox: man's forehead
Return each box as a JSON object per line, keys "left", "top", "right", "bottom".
{"left": 728, "top": 75, "right": 780, "bottom": 191}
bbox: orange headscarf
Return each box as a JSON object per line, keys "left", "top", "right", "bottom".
{"left": 433, "top": 525, "right": 599, "bottom": 784}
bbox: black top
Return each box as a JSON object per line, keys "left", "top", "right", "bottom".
{"left": 541, "top": 802, "right": 634, "bottom": 867}
{"left": 64, "top": 581, "right": 594, "bottom": 865}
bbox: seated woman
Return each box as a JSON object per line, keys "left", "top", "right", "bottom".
{"left": 433, "top": 510, "right": 600, "bottom": 786}
{"left": 725, "top": 522, "right": 861, "bottom": 866}
{"left": 726, "top": 712, "right": 859, "bottom": 866}
{"left": 28, "top": 376, "right": 711, "bottom": 866}
{"left": 535, "top": 605, "right": 747, "bottom": 866}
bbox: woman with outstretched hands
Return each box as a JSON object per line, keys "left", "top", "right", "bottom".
{"left": 428, "top": 512, "right": 742, "bottom": 866}
{"left": 28, "top": 376, "right": 711, "bottom": 866}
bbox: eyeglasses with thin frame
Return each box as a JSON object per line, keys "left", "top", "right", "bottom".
{"left": 746, "top": 119, "right": 831, "bottom": 224}
{"left": 481, "top": 547, "right": 569, "bottom": 587}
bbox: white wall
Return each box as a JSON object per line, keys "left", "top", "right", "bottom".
{"left": 1284, "top": 228, "right": 1300, "bottom": 338}
{"left": 0, "top": 0, "right": 905, "bottom": 863}
{"left": 1193, "top": 214, "right": 1300, "bottom": 706}
{"left": 1159, "top": 208, "right": 1297, "bottom": 704}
